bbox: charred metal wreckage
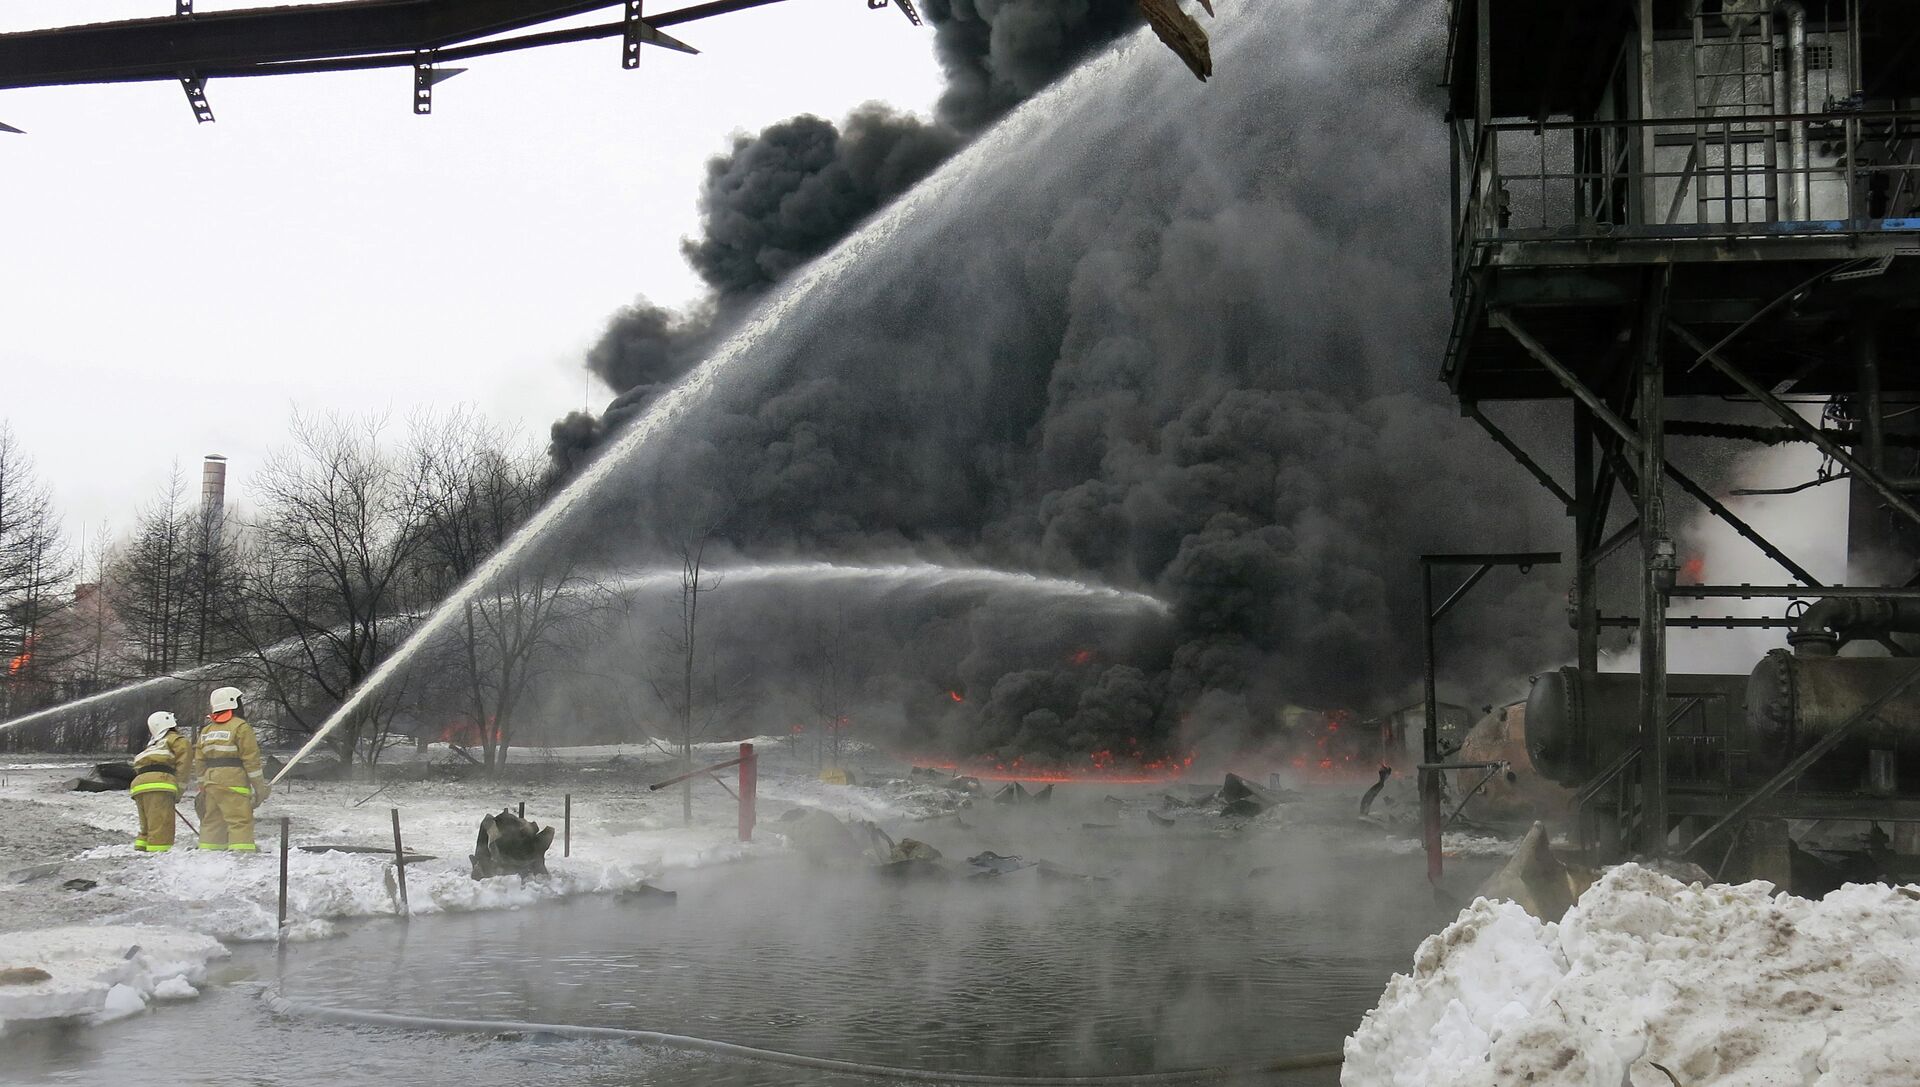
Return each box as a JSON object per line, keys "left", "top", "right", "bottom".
{"left": 0, "top": 0, "right": 1215, "bottom": 129}
{"left": 1434, "top": 0, "right": 1920, "bottom": 892}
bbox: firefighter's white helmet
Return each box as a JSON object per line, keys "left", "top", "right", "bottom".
{"left": 209, "top": 686, "right": 243, "bottom": 714}
{"left": 147, "top": 711, "right": 179, "bottom": 742}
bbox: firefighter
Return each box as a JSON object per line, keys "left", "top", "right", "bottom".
{"left": 130, "top": 711, "right": 193, "bottom": 853}
{"left": 193, "top": 686, "right": 268, "bottom": 852}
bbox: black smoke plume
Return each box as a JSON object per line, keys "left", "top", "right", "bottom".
{"left": 554, "top": 0, "right": 1147, "bottom": 471}
{"left": 519, "top": 1, "right": 1583, "bottom": 770}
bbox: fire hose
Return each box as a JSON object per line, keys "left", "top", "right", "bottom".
{"left": 259, "top": 988, "right": 1343, "bottom": 1083}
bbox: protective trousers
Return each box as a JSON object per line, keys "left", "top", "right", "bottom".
{"left": 198, "top": 781, "right": 257, "bottom": 851}
{"left": 131, "top": 773, "right": 181, "bottom": 852}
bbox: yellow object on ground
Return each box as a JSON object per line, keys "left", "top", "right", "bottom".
{"left": 819, "top": 767, "right": 852, "bottom": 785}
{"left": 193, "top": 713, "right": 266, "bottom": 851}
{"left": 129, "top": 730, "right": 192, "bottom": 852}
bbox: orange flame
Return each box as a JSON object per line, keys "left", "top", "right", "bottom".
{"left": 1068, "top": 649, "right": 1095, "bottom": 666}
{"left": 906, "top": 741, "right": 1194, "bottom": 784}
{"left": 947, "top": 690, "right": 965, "bottom": 703}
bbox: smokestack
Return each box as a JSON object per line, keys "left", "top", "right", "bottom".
{"left": 200, "top": 454, "right": 227, "bottom": 540}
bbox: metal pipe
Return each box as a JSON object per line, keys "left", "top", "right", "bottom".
{"left": 390, "top": 808, "right": 410, "bottom": 920}
{"left": 277, "top": 817, "right": 290, "bottom": 936}
{"left": 1777, "top": 1, "right": 1810, "bottom": 218}
{"left": 1674, "top": 584, "right": 1920, "bottom": 599}
{"left": 1790, "top": 595, "right": 1920, "bottom": 654}
{"left": 564, "top": 793, "right": 571, "bottom": 857}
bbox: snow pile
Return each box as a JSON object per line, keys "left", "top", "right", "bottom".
{"left": 1344, "top": 865, "right": 1920, "bottom": 1086}
{"left": 80, "top": 830, "right": 759, "bottom": 941}
{"left": 0, "top": 924, "right": 225, "bottom": 1031}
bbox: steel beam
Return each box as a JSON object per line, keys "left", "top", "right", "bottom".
{"left": 1674, "top": 321, "right": 1920, "bottom": 535}
{"left": 1497, "top": 313, "right": 1820, "bottom": 589}
{"left": 1662, "top": 462, "right": 1822, "bottom": 588}
{"left": 0, "top": 0, "right": 714, "bottom": 89}
{"left": 1490, "top": 310, "right": 1644, "bottom": 458}
{"left": 1466, "top": 403, "right": 1574, "bottom": 510}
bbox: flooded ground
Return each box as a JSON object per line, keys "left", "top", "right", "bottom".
{"left": 8, "top": 790, "right": 1496, "bottom": 1085}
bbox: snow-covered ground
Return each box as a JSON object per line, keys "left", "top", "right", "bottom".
{"left": 0, "top": 740, "right": 975, "bottom": 1031}
{"left": 0, "top": 925, "right": 226, "bottom": 1031}
{"left": 1343, "top": 864, "right": 1920, "bottom": 1087}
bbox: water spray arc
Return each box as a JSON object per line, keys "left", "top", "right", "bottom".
{"left": 265, "top": 42, "right": 1152, "bottom": 786}
{"left": 603, "top": 561, "right": 1170, "bottom": 613}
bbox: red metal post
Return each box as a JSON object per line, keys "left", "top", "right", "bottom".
{"left": 738, "top": 742, "right": 756, "bottom": 841}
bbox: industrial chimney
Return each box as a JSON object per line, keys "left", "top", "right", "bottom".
{"left": 199, "top": 454, "right": 227, "bottom": 541}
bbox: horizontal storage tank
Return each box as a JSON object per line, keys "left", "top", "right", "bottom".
{"left": 1525, "top": 668, "right": 1748, "bottom": 787}
{"left": 1746, "top": 650, "right": 1920, "bottom": 786}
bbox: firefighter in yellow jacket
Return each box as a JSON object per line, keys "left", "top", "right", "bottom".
{"left": 131, "top": 711, "right": 193, "bottom": 853}
{"left": 193, "top": 686, "right": 268, "bottom": 852}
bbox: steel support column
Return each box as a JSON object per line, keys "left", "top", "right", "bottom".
{"left": 1573, "top": 408, "right": 1600, "bottom": 674}
{"left": 1421, "top": 564, "right": 1441, "bottom": 883}
{"left": 1637, "top": 267, "right": 1672, "bottom": 854}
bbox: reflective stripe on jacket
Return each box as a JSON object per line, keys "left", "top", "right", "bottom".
{"left": 194, "top": 715, "right": 265, "bottom": 788}
{"left": 131, "top": 731, "right": 192, "bottom": 787}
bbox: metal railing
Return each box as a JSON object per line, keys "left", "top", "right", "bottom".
{"left": 1453, "top": 107, "right": 1920, "bottom": 271}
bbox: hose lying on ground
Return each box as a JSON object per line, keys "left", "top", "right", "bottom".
{"left": 260, "top": 988, "right": 1343, "bottom": 1084}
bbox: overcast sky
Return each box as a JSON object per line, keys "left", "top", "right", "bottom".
{"left": 0, "top": 0, "right": 943, "bottom": 545}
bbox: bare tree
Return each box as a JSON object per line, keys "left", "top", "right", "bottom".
{"left": 0, "top": 424, "right": 74, "bottom": 721}
{"left": 647, "top": 530, "right": 732, "bottom": 826}
{"left": 412, "top": 410, "right": 598, "bottom": 771}
{"left": 222, "top": 412, "right": 433, "bottom": 766}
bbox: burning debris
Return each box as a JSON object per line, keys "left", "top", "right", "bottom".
{"left": 469, "top": 809, "right": 554, "bottom": 880}
{"left": 1217, "top": 773, "right": 1294, "bottom": 818}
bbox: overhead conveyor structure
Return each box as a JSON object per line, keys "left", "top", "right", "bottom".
{"left": 0, "top": 0, "right": 925, "bottom": 122}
